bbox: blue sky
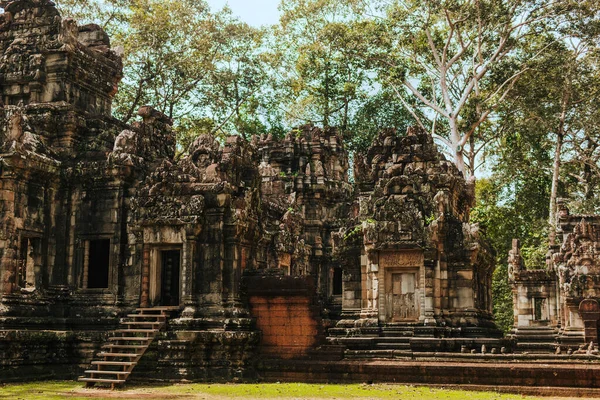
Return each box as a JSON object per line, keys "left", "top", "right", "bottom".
{"left": 207, "top": 0, "right": 281, "bottom": 27}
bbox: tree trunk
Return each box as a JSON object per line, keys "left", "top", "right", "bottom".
{"left": 548, "top": 82, "right": 571, "bottom": 246}
{"left": 583, "top": 135, "right": 594, "bottom": 201}
{"left": 468, "top": 133, "right": 476, "bottom": 178}
{"left": 449, "top": 116, "right": 465, "bottom": 174}
{"left": 548, "top": 131, "right": 563, "bottom": 246}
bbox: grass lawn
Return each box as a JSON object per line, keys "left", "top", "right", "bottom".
{"left": 0, "top": 381, "right": 587, "bottom": 400}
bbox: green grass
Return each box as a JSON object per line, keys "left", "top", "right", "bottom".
{"left": 0, "top": 381, "right": 90, "bottom": 400}
{"left": 160, "top": 382, "right": 540, "bottom": 399}
{"left": 0, "top": 381, "right": 558, "bottom": 399}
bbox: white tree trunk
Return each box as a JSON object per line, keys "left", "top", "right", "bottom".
{"left": 548, "top": 132, "right": 563, "bottom": 246}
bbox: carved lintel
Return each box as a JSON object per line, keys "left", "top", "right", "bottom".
{"left": 379, "top": 251, "right": 423, "bottom": 268}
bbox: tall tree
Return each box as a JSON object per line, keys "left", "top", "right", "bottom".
{"left": 490, "top": 36, "right": 600, "bottom": 243}
{"left": 202, "top": 11, "right": 273, "bottom": 140}
{"left": 54, "top": 0, "right": 127, "bottom": 34}
{"left": 272, "top": 0, "right": 372, "bottom": 134}
{"left": 55, "top": 0, "right": 276, "bottom": 145}
{"left": 352, "top": 0, "right": 579, "bottom": 176}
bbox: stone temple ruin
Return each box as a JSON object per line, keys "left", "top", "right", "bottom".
{"left": 510, "top": 202, "right": 600, "bottom": 353}
{"left": 2, "top": 0, "right": 600, "bottom": 389}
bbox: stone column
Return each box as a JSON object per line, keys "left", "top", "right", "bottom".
{"left": 361, "top": 251, "right": 379, "bottom": 319}
{"left": 579, "top": 299, "right": 600, "bottom": 344}
{"left": 140, "top": 244, "right": 150, "bottom": 307}
{"left": 423, "top": 256, "right": 436, "bottom": 325}
{"left": 0, "top": 248, "right": 16, "bottom": 295}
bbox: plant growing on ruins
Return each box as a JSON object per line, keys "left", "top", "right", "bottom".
{"left": 424, "top": 213, "right": 436, "bottom": 226}
{"left": 343, "top": 225, "right": 362, "bottom": 241}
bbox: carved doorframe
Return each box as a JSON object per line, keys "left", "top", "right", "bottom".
{"left": 149, "top": 245, "right": 182, "bottom": 307}
{"left": 377, "top": 250, "right": 424, "bottom": 324}
{"left": 384, "top": 267, "right": 420, "bottom": 322}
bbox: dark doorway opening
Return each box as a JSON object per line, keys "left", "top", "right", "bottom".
{"left": 332, "top": 267, "right": 343, "bottom": 295}
{"left": 88, "top": 239, "right": 110, "bottom": 288}
{"left": 160, "top": 250, "right": 180, "bottom": 306}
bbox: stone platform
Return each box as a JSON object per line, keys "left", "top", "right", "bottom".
{"left": 0, "top": 325, "right": 259, "bottom": 384}
{"left": 257, "top": 356, "right": 600, "bottom": 389}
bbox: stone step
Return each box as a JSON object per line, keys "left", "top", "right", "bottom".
{"left": 126, "top": 314, "right": 167, "bottom": 320}
{"left": 91, "top": 361, "right": 136, "bottom": 366}
{"left": 114, "top": 329, "right": 159, "bottom": 334}
{"left": 84, "top": 370, "right": 131, "bottom": 376}
{"left": 98, "top": 352, "right": 140, "bottom": 358}
{"left": 344, "top": 349, "right": 396, "bottom": 358}
{"left": 375, "top": 343, "right": 411, "bottom": 350}
{"left": 375, "top": 337, "right": 411, "bottom": 343}
{"left": 102, "top": 344, "right": 148, "bottom": 350}
{"left": 513, "top": 334, "right": 558, "bottom": 343}
{"left": 512, "top": 328, "right": 558, "bottom": 335}
{"left": 121, "top": 321, "right": 163, "bottom": 327}
{"left": 380, "top": 327, "right": 415, "bottom": 337}
{"left": 329, "top": 337, "right": 376, "bottom": 350}
{"left": 108, "top": 336, "right": 153, "bottom": 342}
{"left": 513, "top": 332, "right": 558, "bottom": 338}
{"left": 136, "top": 307, "right": 180, "bottom": 314}
{"left": 516, "top": 342, "right": 557, "bottom": 350}
{"left": 79, "top": 378, "right": 127, "bottom": 384}
{"left": 82, "top": 307, "right": 175, "bottom": 386}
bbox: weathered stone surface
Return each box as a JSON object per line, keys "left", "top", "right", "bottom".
{"left": 245, "top": 275, "right": 325, "bottom": 359}
{"left": 331, "top": 126, "right": 498, "bottom": 339}
{"left": 511, "top": 200, "right": 600, "bottom": 350}
{"left": 0, "top": 0, "right": 514, "bottom": 384}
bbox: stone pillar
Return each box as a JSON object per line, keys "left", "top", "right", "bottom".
{"left": 140, "top": 244, "right": 150, "bottom": 307}
{"left": 424, "top": 256, "right": 436, "bottom": 326}
{"left": 579, "top": 299, "right": 600, "bottom": 344}
{"left": 0, "top": 250, "right": 16, "bottom": 295}
{"left": 182, "top": 237, "right": 196, "bottom": 305}
{"left": 362, "top": 251, "right": 378, "bottom": 319}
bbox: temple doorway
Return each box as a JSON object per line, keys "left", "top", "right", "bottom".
{"left": 386, "top": 271, "right": 419, "bottom": 322}
{"left": 160, "top": 250, "right": 180, "bottom": 306}
{"left": 149, "top": 248, "right": 181, "bottom": 306}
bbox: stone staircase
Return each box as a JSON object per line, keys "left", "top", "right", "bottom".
{"left": 78, "top": 306, "right": 179, "bottom": 388}
{"left": 511, "top": 326, "right": 559, "bottom": 353}
{"left": 328, "top": 326, "right": 414, "bottom": 358}
{"left": 328, "top": 324, "right": 516, "bottom": 357}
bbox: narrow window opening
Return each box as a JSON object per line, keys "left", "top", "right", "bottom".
{"left": 18, "top": 237, "right": 28, "bottom": 288}
{"left": 18, "top": 237, "right": 39, "bottom": 289}
{"left": 87, "top": 239, "right": 110, "bottom": 289}
{"left": 534, "top": 297, "right": 547, "bottom": 321}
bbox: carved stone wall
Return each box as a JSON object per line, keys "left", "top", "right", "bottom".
{"left": 332, "top": 127, "right": 498, "bottom": 337}
{"left": 511, "top": 201, "right": 600, "bottom": 347}
{"left": 255, "top": 124, "right": 354, "bottom": 315}
{"left": 0, "top": 0, "right": 504, "bottom": 382}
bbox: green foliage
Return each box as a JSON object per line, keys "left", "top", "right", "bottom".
{"left": 471, "top": 178, "right": 550, "bottom": 332}
{"left": 492, "top": 265, "right": 514, "bottom": 334}
{"left": 343, "top": 225, "right": 362, "bottom": 241}
{"left": 271, "top": 0, "right": 378, "bottom": 145}
{"left": 56, "top": 0, "right": 278, "bottom": 148}
{"left": 424, "top": 213, "right": 436, "bottom": 226}
{"left": 346, "top": 89, "right": 413, "bottom": 152}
